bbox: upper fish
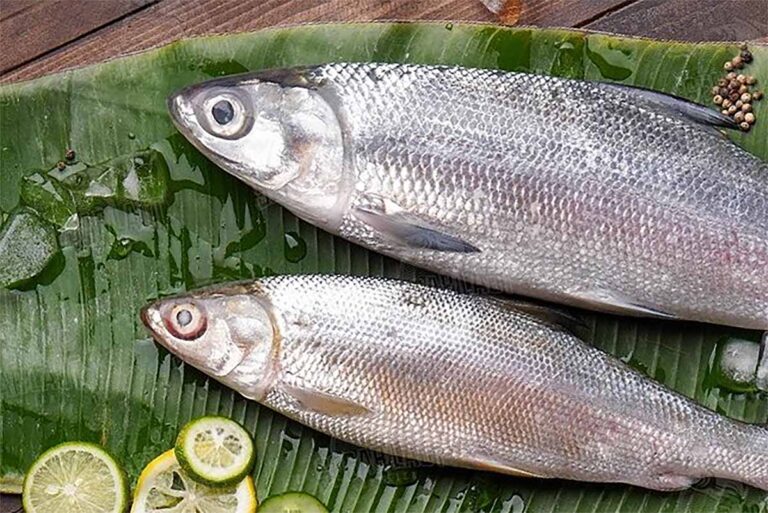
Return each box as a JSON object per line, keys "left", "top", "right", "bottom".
{"left": 141, "top": 274, "right": 768, "bottom": 491}
{"left": 167, "top": 63, "right": 768, "bottom": 329}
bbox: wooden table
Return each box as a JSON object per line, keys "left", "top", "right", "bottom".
{"left": 0, "top": 0, "right": 766, "bottom": 510}
{"left": 1, "top": 0, "right": 767, "bottom": 82}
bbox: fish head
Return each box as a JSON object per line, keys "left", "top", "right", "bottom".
{"left": 141, "top": 283, "right": 277, "bottom": 400}
{"left": 168, "top": 70, "right": 346, "bottom": 228}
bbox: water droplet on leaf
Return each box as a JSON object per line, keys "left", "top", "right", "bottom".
{"left": 0, "top": 210, "right": 61, "bottom": 288}
{"left": 108, "top": 237, "right": 135, "bottom": 260}
{"left": 284, "top": 231, "right": 307, "bottom": 263}
{"left": 585, "top": 37, "right": 634, "bottom": 81}
{"left": 383, "top": 465, "right": 419, "bottom": 487}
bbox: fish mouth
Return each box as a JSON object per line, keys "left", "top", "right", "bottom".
{"left": 166, "top": 87, "right": 197, "bottom": 139}
{"left": 139, "top": 302, "right": 163, "bottom": 340}
{"left": 166, "top": 86, "right": 219, "bottom": 166}
{"left": 139, "top": 303, "right": 152, "bottom": 328}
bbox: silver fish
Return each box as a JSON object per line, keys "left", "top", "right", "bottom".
{"left": 167, "top": 63, "right": 768, "bottom": 330}
{"left": 141, "top": 274, "right": 768, "bottom": 491}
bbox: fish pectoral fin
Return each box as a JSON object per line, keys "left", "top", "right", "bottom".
{"left": 470, "top": 458, "right": 548, "bottom": 479}
{"left": 282, "top": 383, "right": 372, "bottom": 417}
{"left": 573, "top": 289, "right": 677, "bottom": 320}
{"left": 599, "top": 82, "right": 738, "bottom": 129}
{"left": 353, "top": 198, "right": 480, "bottom": 253}
{"left": 487, "top": 296, "right": 587, "bottom": 335}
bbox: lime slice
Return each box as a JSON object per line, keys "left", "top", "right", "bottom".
{"left": 131, "top": 449, "right": 257, "bottom": 513}
{"left": 175, "top": 416, "right": 255, "bottom": 487}
{"left": 259, "top": 492, "right": 329, "bottom": 513}
{"left": 22, "top": 442, "right": 128, "bottom": 513}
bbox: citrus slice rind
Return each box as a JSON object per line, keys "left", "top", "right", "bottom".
{"left": 131, "top": 449, "right": 256, "bottom": 513}
{"left": 259, "top": 491, "right": 329, "bottom": 513}
{"left": 175, "top": 416, "right": 255, "bottom": 487}
{"left": 22, "top": 441, "right": 128, "bottom": 513}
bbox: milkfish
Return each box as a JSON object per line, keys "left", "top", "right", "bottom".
{"left": 141, "top": 274, "right": 768, "bottom": 491}
{"left": 167, "top": 63, "right": 768, "bottom": 331}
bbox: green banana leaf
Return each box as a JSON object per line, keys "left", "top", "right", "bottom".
{"left": 1, "top": 22, "right": 767, "bottom": 513}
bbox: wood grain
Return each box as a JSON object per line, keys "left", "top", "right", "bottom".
{"left": 0, "top": 0, "right": 768, "bottom": 82}
{"left": 478, "top": 0, "right": 631, "bottom": 25}
{"left": 0, "top": 0, "right": 157, "bottom": 74}
{"left": 585, "top": 0, "right": 768, "bottom": 41}
{"left": 1, "top": 0, "right": 496, "bottom": 82}
{"left": 1, "top": 0, "right": 650, "bottom": 83}
{"left": 4, "top": 0, "right": 765, "bottom": 84}
{"left": 0, "top": 494, "right": 21, "bottom": 513}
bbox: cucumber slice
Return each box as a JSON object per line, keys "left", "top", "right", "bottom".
{"left": 259, "top": 492, "right": 329, "bottom": 513}
{"left": 175, "top": 416, "right": 255, "bottom": 486}
{"left": 23, "top": 442, "right": 128, "bottom": 513}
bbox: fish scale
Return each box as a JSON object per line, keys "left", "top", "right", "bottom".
{"left": 161, "top": 63, "right": 768, "bottom": 488}
{"left": 142, "top": 274, "right": 768, "bottom": 490}
{"left": 271, "top": 63, "right": 768, "bottom": 327}
{"left": 169, "top": 63, "right": 768, "bottom": 329}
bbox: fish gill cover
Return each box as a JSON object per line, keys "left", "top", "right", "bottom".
{"left": 0, "top": 23, "right": 766, "bottom": 513}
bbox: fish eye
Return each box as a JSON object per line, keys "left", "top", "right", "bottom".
{"left": 176, "top": 308, "right": 193, "bottom": 327}
{"left": 212, "top": 100, "right": 234, "bottom": 125}
{"left": 165, "top": 302, "right": 207, "bottom": 340}
{"left": 202, "top": 93, "right": 250, "bottom": 139}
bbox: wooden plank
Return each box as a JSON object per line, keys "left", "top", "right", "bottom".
{"left": 22, "top": 0, "right": 767, "bottom": 83}
{"left": 11, "top": 0, "right": 764, "bottom": 85}
{"left": 1, "top": 0, "right": 39, "bottom": 20}
{"left": 0, "top": 0, "right": 494, "bottom": 82}
{"left": 585, "top": 0, "right": 768, "bottom": 41}
{"left": 0, "top": 0, "right": 638, "bottom": 83}
{"left": 0, "top": 493, "right": 21, "bottom": 513}
{"left": 480, "top": 0, "right": 632, "bottom": 26}
{"left": 0, "top": 0, "right": 157, "bottom": 74}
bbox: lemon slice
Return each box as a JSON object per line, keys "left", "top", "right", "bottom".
{"left": 23, "top": 442, "right": 128, "bottom": 513}
{"left": 131, "top": 450, "right": 257, "bottom": 513}
{"left": 175, "top": 416, "right": 255, "bottom": 487}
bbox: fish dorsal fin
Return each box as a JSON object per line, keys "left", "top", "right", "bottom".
{"left": 282, "top": 382, "right": 372, "bottom": 417}
{"left": 251, "top": 66, "right": 319, "bottom": 88}
{"left": 487, "top": 296, "right": 586, "bottom": 335}
{"left": 353, "top": 194, "right": 480, "bottom": 253}
{"left": 599, "top": 82, "right": 738, "bottom": 129}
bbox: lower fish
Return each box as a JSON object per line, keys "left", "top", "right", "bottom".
{"left": 141, "top": 274, "right": 768, "bottom": 491}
